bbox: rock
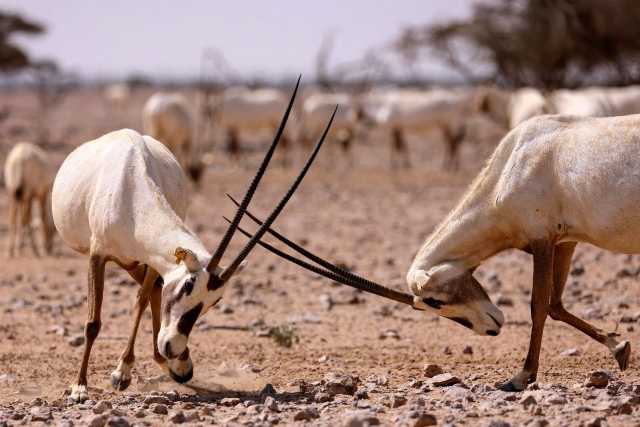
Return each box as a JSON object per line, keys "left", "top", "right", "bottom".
{"left": 390, "top": 394, "right": 407, "bottom": 408}
{"left": 293, "top": 407, "right": 319, "bottom": 421}
{"left": 378, "top": 329, "right": 400, "bottom": 340}
{"left": 443, "top": 346, "right": 452, "bottom": 355}
{"left": 106, "top": 416, "right": 130, "bottom": 427}
{"left": 496, "top": 294, "right": 514, "bottom": 306}
{"left": 423, "top": 364, "right": 444, "bottom": 378}
{"left": 314, "top": 392, "right": 332, "bottom": 402}
{"left": 28, "top": 407, "right": 52, "bottom": 422}
{"left": 324, "top": 372, "right": 358, "bottom": 396}
{"left": 93, "top": 400, "right": 113, "bottom": 414}
{"left": 151, "top": 404, "right": 168, "bottom": 415}
{"left": 545, "top": 393, "right": 567, "bottom": 405}
{"left": 585, "top": 371, "right": 610, "bottom": 388}
{"left": 586, "top": 417, "right": 607, "bottom": 427}
{"left": 168, "top": 410, "right": 186, "bottom": 424}
{"left": 355, "top": 390, "right": 369, "bottom": 400}
{"left": 68, "top": 335, "right": 85, "bottom": 347}
{"left": 560, "top": 348, "right": 580, "bottom": 357}
{"left": 143, "top": 395, "right": 171, "bottom": 405}
{"left": 487, "top": 421, "right": 511, "bottom": 427}
{"left": 462, "top": 345, "right": 474, "bottom": 355}
{"left": 320, "top": 294, "right": 334, "bottom": 310}
{"left": 411, "top": 412, "right": 437, "bottom": 427}
{"left": 343, "top": 410, "right": 381, "bottom": 427}
{"left": 430, "top": 373, "right": 460, "bottom": 387}
{"left": 220, "top": 397, "right": 241, "bottom": 406}
{"left": 88, "top": 415, "right": 108, "bottom": 427}
{"left": 570, "top": 264, "right": 585, "bottom": 276}
{"left": 264, "top": 396, "right": 279, "bottom": 412}
{"left": 133, "top": 409, "right": 146, "bottom": 418}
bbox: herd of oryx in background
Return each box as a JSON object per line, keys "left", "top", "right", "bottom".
{"left": 5, "top": 77, "right": 640, "bottom": 401}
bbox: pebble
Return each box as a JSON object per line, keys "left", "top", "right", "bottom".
{"left": 343, "top": 410, "right": 381, "bottom": 427}
{"left": 143, "top": 395, "right": 171, "bottom": 405}
{"left": 151, "top": 404, "right": 168, "bottom": 415}
{"left": 430, "top": 373, "right": 460, "bottom": 387}
{"left": 560, "top": 348, "right": 580, "bottom": 357}
{"left": 92, "top": 400, "right": 112, "bottom": 414}
{"left": 220, "top": 397, "right": 241, "bottom": 407}
{"left": 462, "top": 345, "right": 474, "bottom": 355}
{"left": 324, "top": 372, "right": 358, "bottom": 396}
{"left": 88, "top": 414, "right": 108, "bottom": 427}
{"left": 585, "top": 371, "right": 610, "bottom": 388}
{"left": 487, "top": 420, "right": 512, "bottom": 427}
{"left": 106, "top": 416, "right": 130, "bottom": 427}
{"left": 411, "top": 412, "right": 437, "bottom": 427}
{"left": 293, "top": 407, "right": 319, "bottom": 421}
{"left": 28, "top": 407, "right": 52, "bottom": 422}
{"left": 496, "top": 295, "right": 514, "bottom": 306}
{"left": 314, "top": 392, "right": 332, "bottom": 403}
{"left": 68, "top": 335, "right": 85, "bottom": 347}
{"left": 423, "top": 364, "right": 444, "bottom": 378}
{"left": 168, "top": 410, "right": 186, "bottom": 424}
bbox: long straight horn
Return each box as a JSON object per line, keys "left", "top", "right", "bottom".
{"left": 218, "top": 106, "right": 338, "bottom": 282}
{"left": 207, "top": 75, "right": 301, "bottom": 272}
{"left": 225, "top": 196, "right": 418, "bottom": 305}
{"left": 225, "top": 218, "right": 415, "bottom": 307}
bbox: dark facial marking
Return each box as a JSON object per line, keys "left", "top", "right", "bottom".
{"left": 448, "top": 317, "right": 473, "bottom": 329}
{"left": 488, "top": 312, "right": 502, "bottom": 329}
{"left": 177, "top": 302, "right": 203, "bottom": 336}
{"left": 164, "top": 341, "right": 174, "bottom": 359}
{"left": 154, "top": 276, "right": 163, "bottom": 288}
{"left": 423, "top": 297, "right": 445, "bottom": 310}
{"left": 486, "top": 330, "right": 499, "bottom": 336}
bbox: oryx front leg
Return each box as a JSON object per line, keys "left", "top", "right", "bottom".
{"left": 70, "top": 254, "right": 106, "bottom": 403}
{"left": 110, "top": 266, "right": 158, "bottom": 391}
{"left": 549, "top": 242, "right": 631, "bottom": 371}
{"left": 500, "top": 240, "right": 554, "bottom": 392}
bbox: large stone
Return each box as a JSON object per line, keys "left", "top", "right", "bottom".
{"left": 423, "top": 364, "right": 444, "bottom": 378}
{"left": 585, "top": 371, "right": 610, "bottom": 388}
{"left": 430, "top": 373, "right": 460, "bottom": 387}
{"left": 324, "top": 372, "right": 358, "bottom": 396}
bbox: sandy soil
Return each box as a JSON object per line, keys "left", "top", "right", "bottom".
{"left": 0, "top": 87, "right": 638, "bottom": 426}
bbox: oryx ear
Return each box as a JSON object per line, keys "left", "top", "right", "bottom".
{"left": 174, "top": 247, "right": 201, "bottom": 273}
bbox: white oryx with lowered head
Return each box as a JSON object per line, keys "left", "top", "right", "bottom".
{"left": 238, "top": 113, "right": 637, "bottom": 394}
{"left": 52, "top": 78, "right": 336, "bottom": 402}
{"left": 4, "top": 141, "right": 55, "bottom": 257}
{"left": 142, "top": 92, "right": 203, "bottom": 182}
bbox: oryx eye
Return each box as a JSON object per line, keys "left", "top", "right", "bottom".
{"left": 177, "top": 276, "right": 196, "bottom": 299}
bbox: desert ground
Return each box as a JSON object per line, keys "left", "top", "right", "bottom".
{"left": 0, "top": 87, "right": 639, "bottom": 426}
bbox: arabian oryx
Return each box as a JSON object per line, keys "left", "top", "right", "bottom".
{"left": 52, "top": 78, "right": 336, "bottom": 402}
{"left": 4, "top": 142, "right": 55, "bottom": 257}
{"left": 362, "top": 88, "right": 472, "bottom": 170}
{"left": 233, "top": 113, "right": 638, "bottom": 393}
{"left": 300, "top": 92, "right": 362, "bottom": 160}
{"left": 211, "top": 87, "right": 296, "bottom": 166}
{"left": 142, "top": 92, "right": 203, "bottom": 182}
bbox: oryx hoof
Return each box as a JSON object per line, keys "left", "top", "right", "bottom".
{"left": 498, "top": 371, "right": 534, "bottom": 392}
{"left": 614, "top": 340, "right": 631, "bottom": 371}
{"left": 68, "top": 384, "right": 89, "bottom": 403}
{"left": 110, "top": 370, "right": 132, "bottom": 391}
{"left": 169, "top": 367, "right": 193, "bottom": 384}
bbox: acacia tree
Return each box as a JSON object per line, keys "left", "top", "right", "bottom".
{"left": 0, "top": 11, "right": 44, "bottom": 73}
{"left": 395, "top": 0, "right": 640, "bottom": 89}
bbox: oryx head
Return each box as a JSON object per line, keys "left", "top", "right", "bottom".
{"left": 407, "top": 262, "right": 504, "bottom": 336}
{"left": 156, "top": 76, "right": 337, "bottom": 382}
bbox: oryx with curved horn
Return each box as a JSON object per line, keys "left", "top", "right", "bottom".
{"left": 231, "top": 114, "right": 637, "bottom": 393}
{"left": 52, "top": 77, "right": 337, "bottom": 402}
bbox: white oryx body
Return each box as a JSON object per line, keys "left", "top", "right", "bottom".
{"left": 508, "top": 88, "right": 548, "bottom": 128}
{"left": 218, "top": 87, "right": 290, "bottom": 132}
{"left": 104, "top": 83, "right": 131, "bottom": 106}
{"left": 408, "top": 113, "right": 637, "bottom": 391}
{"left": 363, "top": 88, "right": 472, "bottom": 168}
{"left": 53, "top": 129, "right": 221, "bottom": 402}
{"left": 143, "top": 92, "right": 194, "bottom": 171}
{"left": 4, "top": 142, "right": 55, "bottom": 257}
{"left": 550, "top": 86, "right": 640, "bottom": 117}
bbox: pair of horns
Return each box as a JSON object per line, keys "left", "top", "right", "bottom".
{"left": 207, "top": 76, "right": 337, "bottom": 287}
{"left": 224, "top": 196, "right": 435, "bottom": 311}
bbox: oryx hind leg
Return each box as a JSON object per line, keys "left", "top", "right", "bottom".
{"left": 70, "top": 253, "right": 106, "bottom": 403}
{"left": 22, "top": 196, "right": 39, "bottom": 257}
{"left": 7, "top": 191, "right": 18, "bottom": 258}
{"left": 549, "top": 242, "right": 630, "bottom": 371}
{"left": 110, "top": 265, "right": 158, "bottom": 391}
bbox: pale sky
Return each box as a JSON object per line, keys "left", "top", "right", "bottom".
{"left": 3, "top": 1, "right": 472, "bottom": 80}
